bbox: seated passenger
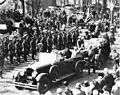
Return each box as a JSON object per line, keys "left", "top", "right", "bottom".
{"left": 71, "top": 47, "right": 80, "bottom": 57}
{"left": 61, "top": 48, "right": 72, "bottom": 59}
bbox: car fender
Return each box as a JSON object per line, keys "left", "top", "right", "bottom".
{"left": 36, "top": 73, "right": 49, "bottom": 82}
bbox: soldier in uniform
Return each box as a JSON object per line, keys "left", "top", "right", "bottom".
{"left": 22, "top": 36, "right": 29, "bottom": 62}
{"left": 2, "top": 37, "right": 9, "bottom": 58}
{"left": 52, "top": 34, "right": 58, "bottom": 49}
{"left": 0, "top": 40, "right": 5, "bottom": 78}
{"left": 8, "top": 39, "right": 15, "bottom": 64}
{"left": 41, "top": 35, "right": 47, "bottom": 52}
{"left": 67, "top": 32, "right": 72, "bottom": 49}
{"left": 15, "top": 38, "right": 21, "bottom": 63}
{"left": 47, "top": 35, "right": 53, "bottom": 53}
{"left": 72, "top": 32, "right": 78, "bottom": 47}
{"left": 63, "top": 33, "right": 67, "bottom": 49}
{"left": 57, "top": 33, "right": 63, "bottom": 50}
{"left": 30, "top": 37, "right": 37, "bottom": 60}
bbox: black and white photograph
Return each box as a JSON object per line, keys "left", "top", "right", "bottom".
{"left": 0, "top": 0, "right": 120, "bottom": 95}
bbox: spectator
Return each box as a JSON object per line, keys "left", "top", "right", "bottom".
{"left": 56, "top": 88, "right": 63, "bottom": 95}
{"left": 92, "top": 80, "right": 101, "bottom": 92}
{"left": 62, "top": 81, "right": 73, "bottom": 95}
{"left": 72, "top": 83, "right": 86, "bottom": 95}
{"left": 45, "top": 91, "right": 52, "bottom": 95}
{"left": 101, "top": 85, "right": 110, "bottom": 95}
{"left": 100, "top": 68, "right": 115, "bottom": 92}
{"left": 92, "top": 90, "right": 99, "bottom": 95}
{"left": 111, "top": 81, "right": 120, "bottom": 95}
{"left": 82, "top": 81, "right": 92, "bottom": 95}
{"left": 115, "top": 67, "right": 120, "bottom": 82}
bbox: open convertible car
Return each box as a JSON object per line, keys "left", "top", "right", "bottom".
{"left": 13, "top": 37, "right": 110, "bottom": 94}
{"left": 13, "top": 51, "right": 89, "bottom": 94}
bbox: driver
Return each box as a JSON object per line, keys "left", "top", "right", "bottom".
{"left": 60, "top": 48, "right": 72, "bottom": 59}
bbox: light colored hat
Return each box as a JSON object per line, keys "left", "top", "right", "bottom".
{"left": 104, "top": 68, "right": 109, "bottom": 74}
{"left": 93, "top": 90, "right": 98, "bottom": 95}
{"left": 116, "top": 81, "right": 120, "bottom": 87}
{"left": 56, "top": 88, "right": 62, "bottom": 94}
{"left": 75, "top": 83, "right": 81, "bottom": 89}
{"left": 74, "top": 47, "right": 78, "bottom": 51}
{"left": 45, "top": 91, "right": 52, "bottom": 95}
{"left": 78, "top": 36, "right": 81, "bottom": 39}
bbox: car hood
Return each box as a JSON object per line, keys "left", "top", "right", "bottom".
{"left": 30, "top": 53, "right": 57, "bottom": 70}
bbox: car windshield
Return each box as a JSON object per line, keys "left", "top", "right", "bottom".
{"left": 31, "top": 53, "right": 58, "bottom": 69}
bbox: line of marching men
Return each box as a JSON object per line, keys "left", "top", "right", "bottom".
{"left": 1, "top": 30, "right": 80, "bottom": 64}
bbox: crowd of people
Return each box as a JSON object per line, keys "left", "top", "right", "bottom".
{"left": 0, "top": 3, "right": 119, "bottom": 95}
{"left": 0, "top": 9, "right": 23, "bottom": 23}
{"left": 44, "top": 67, "right": 120, "bottom": 95}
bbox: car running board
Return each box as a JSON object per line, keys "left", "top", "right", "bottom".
{"left": 53, "top": 73, "right": 75, "bottom": 82}
{"left": 11, "top": 81, "right": 37, "bottom": 90}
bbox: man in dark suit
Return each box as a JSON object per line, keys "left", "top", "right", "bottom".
{"left": 100, "top": 68, "right": 115, "bottom": 92}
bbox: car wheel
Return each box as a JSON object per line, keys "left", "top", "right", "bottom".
{"left": 14, "top": 72, "right": 24, "bottom": 90}
{"left": 75, "top": 60, "right": 83, "bottom": 77}
{"left": 37, "top": 74, "right": 51, "bottom": 94}
{"left": 49, "top": 66, "right": 59, "bottom": 81}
